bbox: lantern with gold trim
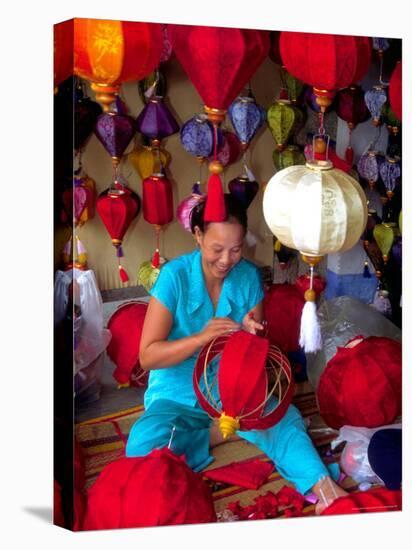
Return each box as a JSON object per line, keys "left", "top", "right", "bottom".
{"left": 193, "top": 331, "right": 294, "bottom": 439}
{"left": 138, "top": 173, "right": 174, "bottom": 291}
{"left": 74, "top": 19, "right": 162, "bottom": 112}
{"left": 96, "top": 183, "right": 140, "bottom": 284}
{"left": 170, "top": 25, "right": 270, "bottom": 222}
{"left": 379, "top": 156, "right": 401, "bottom": 200}
{"left": 128, "top": 143, "right": 171, "bottom": 180}
{"left": 267, "top": 100, "right": 301, "bottom": 152}
{"left": 365, "top": 86, "right": 387, "bottom": 126}
{"left": 337, "top": 85, "right": 370, "bottom": 165}
{"left": 263, "top": 159, "right": 368, "bottom": 352}
{"left": 273, "top": 145, "right": 306, "bottom": 171}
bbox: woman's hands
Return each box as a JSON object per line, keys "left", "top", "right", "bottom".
{"left": 195, "top": 317, "right": 240, "bottom": 347}
{"left": 242, "top": 311, "right": 265, "bottom": 335}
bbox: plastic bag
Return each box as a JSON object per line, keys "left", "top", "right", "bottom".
{"left": 331, "top": 423, "right": 401, "bottom": 484}
{"left": 306, "top": 296, "right": 401, "bottom": 388}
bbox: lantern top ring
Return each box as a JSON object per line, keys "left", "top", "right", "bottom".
{"left": 305, "top": 160, "right": 334, "bottom": 171}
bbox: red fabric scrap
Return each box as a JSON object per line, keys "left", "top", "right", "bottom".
{"left": 204, "top": 458, "right": 274, "bottom": 490}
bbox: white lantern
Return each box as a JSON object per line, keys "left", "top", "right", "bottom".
{"left": 263, "top": 160, "right": 368, "bottom": 260}
{"left": 263, "top": 160, "right": 368, "bottom": 353}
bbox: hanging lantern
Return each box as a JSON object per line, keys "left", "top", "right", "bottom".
{"left": 176, "top": 183, "right": 204, "bottom": 232}
{"left": 317, "top": 336, "right": 402, "bottom": 429}
{"left": 169, "top": 25, "right": 269, "bottom": 222}
{"left": 337, "top": 85, "right": 370, "bottom": 165}
{"left": 373, "top": 224, "right": 395, "bottom": 264}
{"left": 381, "top": 104, "right": 401, "bottom": 136}
{"left": 372, "top": 37, "right": 390, "bottom": 56}
{"left": 169, "top": 25, "right": 270, "bottom": 123}
{"left": 54, "top": 21, "right": 74, "bottom": 89}
{"left": 263, "top": 160, "right": 367, "bottom": 353}
{"left": 208, "top": 130, "right": 241, "bottom": 167}
{"left": 273, "top": 145, "right": 305, "bottom": 170}
{"left": 391, "top": 236, "right": 402, "bottom": 270}
{"left": 364, "top": 240, "right": 384, "bottom": 280}
{"left": 282, "top": 69, "right": 304, "bottom": 104}
{"left": 107, "top": 300, "right": 149, "bottom": 388}
{"left": 74, "top": 83, "right": 102, "bottom": 151}
{"left": 379, "top": 156, "right": 401, "bottom": 199}
{"left": 96, "top": 187, "right": 139, "bottom": 283}
{"left": 129, "top": 144, "right": 171, "bottom": 180}
{"left": 228, "top": 96, "right": 264, "bottom": 149}
{"left": 62, "top": 235, "right": 88, "bottom": 270}
{"left": 74, "top": 19, "right": 162, "bottom": 111}
{"left": 135, "top": 96, "right": 179, "bottom": 142}
{"left": 357, "top": 150, "right": 384, "bottom": 189}
{"left": 364, "top": 86, "right": 387, "bottom": 125}
{"left": 193, "top": 331, "right": 294, "bottom": 439}
{"left": 140, "top": 173, "right": 174, "bottom": 288}
{"left": 138, "top": 69, "right": 167, "bottom": 104}
{"left": 94, "top": 112, "right": 136, "bottom": 168}
{"left": 280, "top": 33, "right": 371, "bottom": 112}
{"left": 61, "top": 175, "right": 96, "bottom": 227}
{"left": 361, "top": 209, "right": 382, "bottom": 244}
{"left": 389, "top": 61, "right": 402, "bottom": 121}
{"left": 228, "top": 176, "right": 259, "bottom": 209}
{"left": 267, "top": 100, "right": 297, "bottom": 151}
{"left": 180, "top": 114, "right": 222, "bottom": 161}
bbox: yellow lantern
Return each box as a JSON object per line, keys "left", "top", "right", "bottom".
{"left": 128, "top": 144, "right": 171, "bottom": 180}
{"left": 263, "top": 160, "right": 367, "bottom": 352}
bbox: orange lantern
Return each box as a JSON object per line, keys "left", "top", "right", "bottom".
{"left": 74, "top": 19, "right": 162, "bottom": 111}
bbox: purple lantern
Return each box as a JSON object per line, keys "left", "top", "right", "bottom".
{"left": 372, "top": 37, "right": 390, "bottom": 54}
{"left": 135, "top": 96, "right": 179, "bottom": 142}
{"left": 228, "top": 96, "right": 264, "bottom": 149}
{"left": 180, "top": 114, "right": 222, "bottom": 159}
{"left": 176, "top": 183, "right": 205, "bottom": 232}
{"left": 208, "top": 130, "right": 241, "bottom": 167}
{"left": 379, "top": 156, "right": 401, "bottom": 198}
{"left": 228, "top": 176, "right": 259, "bottom": 209}
{"left": 364, "top": 86, "right": 387, "bottom": 125}
{"left": 94, "top": 113, "right": 136, "bottom": 166}
{"left": 391, "top": 236, "right": 402, "bottom": 269}
{"left": 357, "top": 151, "right": 384, "bottom": 189}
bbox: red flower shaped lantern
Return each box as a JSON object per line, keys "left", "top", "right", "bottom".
{"left": 74, "top": 19, "right": 162, "bottom": 111}
{"left": 280, "top": 33, "right": 371, "bottom": 112}
{"left": 194, "top": 331, "right": 294, "bottom": 439}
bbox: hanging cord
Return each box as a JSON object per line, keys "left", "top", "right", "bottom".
{"left": 213, "top": 124, "right": 218, "bottom": 160}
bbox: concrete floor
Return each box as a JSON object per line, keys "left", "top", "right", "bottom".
{"left": 75, "top": 298, "right": 148, "bottom": 423}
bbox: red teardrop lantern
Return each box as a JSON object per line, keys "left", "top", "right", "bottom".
{"left": 107, "top": 300, "right": 148, "bottom": 387}
{"left": 96, "top": 187, "right": 139, "bottom": 283}
{"left": 337, "top": 85, "right": 371, "bottom": 165}
{"left": 317, "top": 336, "right": 402, "bottom": 429}
{"left": 280, "top": 33, "right": 371, "bottom": 112}
{"left": 142, "top": 173, "right": 174, "bottom": 226}
{"left": 389, "top": 61, "right": 402, "bottom": 121}
{"left": 83, "top": 448, "right": 217, "bottom": 530}
{"left": 321, "top": 487, "right": 402, "bottom": 516}
{"left": 194, "top": 331, "right": 294, "bottom": 438}
{"left": 74, "top": 19, "right": 162, "bottom": 111}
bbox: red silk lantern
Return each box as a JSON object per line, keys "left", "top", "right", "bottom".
{"left": 107, "top": 300, "right": 148, "bottom": 387}
{"left": 208, "top": 130, "right": 242, "bottom": 167}
{"left": 389, "top": 62, "right": 402, "bottom": 121}
{"left": 295, "top": 274, "right": 326, "bottom": 298}
{"left": 169, "top": 25, "right": 270, "bottom": 122}
{"left": 321, "top": 487, "right": 402, "bottom": 516}
{"left": 54, "top": 20, "right": 74, "bottom": 89}
{"left": 337, "top": 85, "right": 371, "bottom": 165}
{"left": 74, "top": 19, "right": 162, "bottom": 111}
{"left": 317, "top": 336, "right": 402, "bottom": 429}
{"left": 280, "top": 33, "right": 371, "bottom": 112}
{"left": 193, "top": 331, "right": 294, "bottom": 438}
{"left": 96, "top": 187, "right": 139, "bottom": 283}
{"left": 83, "top": 448, "right": 217, "bottom": 530}
{"left": 263, "top": 284, "right": 305, "bottom": 353}
{"left": 142, "top": 173, "right": 174, "bottom": 226}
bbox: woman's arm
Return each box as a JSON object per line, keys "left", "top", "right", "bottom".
{"left": 139, "top": 297, "right": 240, "bottom": 371}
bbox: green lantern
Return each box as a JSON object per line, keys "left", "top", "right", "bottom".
{"left": 373, "top": 224, "right": 395, "bottom": 263}
{"left": 267, "top": 99, "right": 297, "bottom": 151}
{"left": 282, "top": 68, "right": 304, "bottom": 103}
{"left": 273, "top": 145, "right": 306, "bottom": 170}
{"left": 381, "top": 104, "right": 401, "bottom": 135}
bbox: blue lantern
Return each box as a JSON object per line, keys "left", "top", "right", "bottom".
{"left": 380, "top": 156, "right": 401, "bottom": 198}
{"left": 372, "top": 37, "right": 390, "bottom": 54}
{"left": 365, "top": 86, "right": 387, "bottom": 125}
{"left": 228, "top": 96, "right": 264, "bottom": 149}
{"left": 180, "top": 114, "right": 222, "bottom": 159}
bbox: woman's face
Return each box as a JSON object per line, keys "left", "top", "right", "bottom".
{"left": 195, "top": 220, "right": 245, "bottom": 280}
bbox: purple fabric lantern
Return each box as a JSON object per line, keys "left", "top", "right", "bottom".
{"left": 176, "top": 183, "right": 205, "bottom": 232}
{"left": 228, "top": 96, "right": 264, "bottom": 148}
{"left": 94, "top": 113, "right": 136, "bottom": 166}
{"left": 180, "top": 115, "right": 221, "bottom": 159}
{"left": 208, "top": 130, "right": 241, "bottom": 167}
{"left": 73, "top": 178, "right": 88, "bottom": 223}
{"left": 135, "top": 96, "right": 179, "bottom": 142}
{"left": 380, "top": 157, "right": 401, "bottom": 197}
{"left": 372, "top": 37, "right": 390, "bottom": 53}
{"left": 365, "top": 86, "right": 387, "bottom": 125}
{"left": 228, "top": 176, "right": 259, "bottom": 209}
{"left": 357, "top": 151, "right": 384, "bottom": 189}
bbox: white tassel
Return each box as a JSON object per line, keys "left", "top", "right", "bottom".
{"left": 299, "top": 300, "right": 322, "bottom": 353}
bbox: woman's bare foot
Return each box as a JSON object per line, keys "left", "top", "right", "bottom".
{"left": 312, "top": 476, "right": 348, "bottom": 515}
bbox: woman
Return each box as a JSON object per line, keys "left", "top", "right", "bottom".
{"left": 126, "top": 194, "right": 347, "bottom": 514}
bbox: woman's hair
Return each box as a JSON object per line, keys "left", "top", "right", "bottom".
{"left": 190, "top": 193, "right": 248, "bottom": 234}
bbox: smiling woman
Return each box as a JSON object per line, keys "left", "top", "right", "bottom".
{"left": 125, "top": 193, "right": 347, "bottom": 512}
